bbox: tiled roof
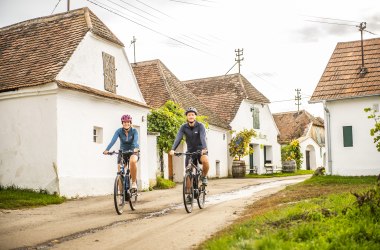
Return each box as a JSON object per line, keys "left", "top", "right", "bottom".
{"left": 183, "top": 74, "right": 270, "bottom": 123}
{"left": 0, "top": 7, "right": 123, "bottom": 92}
{"left": 56, "top": 80, "right": 149, "bottom": 108}
{"left": 310, "top": 38, "right": 380, "bottom": 102}
{"left": 273, "top": 110, "right": 324, "bottom": 144}
{"left": 132, "top": 60, "right": 231, "bottom": 129}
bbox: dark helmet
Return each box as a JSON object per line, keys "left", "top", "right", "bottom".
{"left": 121, "top": 114, "right": 132, "bottom": 123}
{"left": 185, "top": 107, "right": 198, "bottom": 115}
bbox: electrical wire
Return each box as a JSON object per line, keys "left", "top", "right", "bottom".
{"left": 106, "top": 0, "right": 156, "bottom": 23}
{"left": 87, "top": 0, "right": 208, "bottom": 54}
{"left": 169, "top": 0, "right": 210, "bottom": 7}
{"left": 51, "top": 0, "right": 62, "bottom": 14}
{"left": 118, "top": 0, "right": 160, "bottom": 20}
{"left": 301, "top": 15, "right": 361, "bottom": 24}
{"left": 135, "top": 0, "right": 173, "bottom": 19}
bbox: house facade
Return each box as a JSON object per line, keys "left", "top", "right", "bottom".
{"left": 273, "top": 110, "right": 326, "bottom": 170}
{"left": 132, "top": 60, "right": 231, "bottom": 181}
{"left": 0, "top": 8, "right": 153, "bottom": 196}
{"left": 310, "top": 38, "right": 380, "bottom": 175}
{"left": 184, "top": 74, "right": 282, "bottom": 174}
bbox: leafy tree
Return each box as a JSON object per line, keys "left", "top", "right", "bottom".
{"left": 364, "top": 107, "right": 380, "bottom": 152}
{"left": 281, "top": 140, "right": 303, "bottom": 170}
{"left": 229, "top": 129, "right": 256, "bottom": 160}
{"left": 147, "top": 100, "right": 209, "bottom": 175}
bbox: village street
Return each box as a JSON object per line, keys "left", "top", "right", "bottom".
{"left": 0, "top": 175, "right": 310, "bottom": 250}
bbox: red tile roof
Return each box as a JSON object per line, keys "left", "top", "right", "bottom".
{"left": 56, "top": 80, "right": 149, "bottom": 108}
{"left": 273, "top": 110, "right": 324, "bottom": 144}
{"left": 132, "top": 60, "right": 231, "bottom": 129}
{"left": 0, "top": 7, "right": 123, "bottom": 93}
{"left": 183, "top": 74, "right": 270, "bottom": 123}
{"left": 310, "top": 38, "right": 380, "bottom": 102}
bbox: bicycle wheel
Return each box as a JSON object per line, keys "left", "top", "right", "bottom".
{"left": 197, "top": 175, "right": 206, "bottom": 209}
{"left": 183, "top": 173, "right": 194, "bottom": 213}
{"left": 114, "top": 175, "right": 125, "bottom": 215}
{"left": 128, "top": 176, "right": 137, "bottom": 211}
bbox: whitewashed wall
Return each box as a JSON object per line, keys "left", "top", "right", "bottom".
{"left": 229, "top": 100, "right": 281, "bottom": 174}
{"left": 326, "top": 96, "right": 380, "bottom": 175}
{"left": 0, "top": 84, "right": 59, "bottom": 193}
{"left": 299, "top": 137, "right": 325, "bottom": 170}
{"left": 206, "top": 125, "right": 229, "bottom": 178}
{"left": 147, "top": 134, "right": 160, "bottom": 187}
{"left": 56, "top": 89, "right": 149, "bottom": 197}
{"left": 56, "top": 33, "right": 145, "bottom": 103}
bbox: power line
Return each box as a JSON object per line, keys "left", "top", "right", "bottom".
{"left": 135, "top": 0, "right": 173, "bottom": 19}
{"left": 106, "top": 0, "right": 156, "bottom": 23}
{"left": 87, "top": 0, "right": 208, "bottom": 54}
{"left": 169, "top": 0, "right": 210, "bottom": 7}
{"left": 304, "top": 20, "right": 357, "bottom": 27}
{"left": 301, "top": 15, "right": 361, "bottom": 24}
{"left": 118, "top": 0, "right": 160, "bottom": 20}
{"left": 51, "top": 0, "right": 62, "bottom": 14}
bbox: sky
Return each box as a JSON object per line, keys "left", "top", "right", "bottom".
{"left": 1, "top": 0, "right": 380, "bottom": 118}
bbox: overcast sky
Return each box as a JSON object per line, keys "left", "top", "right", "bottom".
{"left": 1, "top": 0, "right": 380, "bottom": 117}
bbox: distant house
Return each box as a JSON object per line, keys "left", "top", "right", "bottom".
{"left": 132, "top": 60, "right": 231, "bottom": 181}
{"left": 0, "top": 8, "right": 154, "bottom": 196}
{"left": 310, "top": 38, "right": 380, "bottom": 175}
{"left": 184, "top": 74, "right": 281, "bottom": 174}
{"left": 273, "top": 110, "right": 325, "bottom": 170}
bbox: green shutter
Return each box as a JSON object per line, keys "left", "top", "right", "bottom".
{"left": 343, "top": 126, "right": 353, "bottom": 147}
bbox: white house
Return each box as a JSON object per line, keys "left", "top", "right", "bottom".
{"left": 310, "top": 37, "right": 380, "bottom": 175}
{"left": 273, "top": 110, "right": 326, "bottom": 170}
{"left": 184, "top": 74, "right": 282, "bottom": 175}
{"left": 0, "top": 8, "right": 154, "bottom": 197}
{"left": 132, "top": 60, "right": 231, "bottom": 181}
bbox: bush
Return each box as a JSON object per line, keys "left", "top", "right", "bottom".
{"left": 154, "top": 176, "right": 176, "bottom": 189}
{"left": 281, "top": 140, "right": 303, "bottom": 170}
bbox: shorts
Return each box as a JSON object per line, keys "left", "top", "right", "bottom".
{"left": 185, "top": 151, "right": 208, "bottom": 167}
{"left": 117, "top": 151, "right": 140, "bottom": 165}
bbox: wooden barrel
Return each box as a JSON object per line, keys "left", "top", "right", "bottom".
{"left": 282, "top": 160, "right": 296, "bottom": 173}
{"left": 232, "top": 160, "right": 246, "bottom": 178}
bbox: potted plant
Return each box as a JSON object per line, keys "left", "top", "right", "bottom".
{"left": 229, "top": 129, "right": 256, "bottom": 178}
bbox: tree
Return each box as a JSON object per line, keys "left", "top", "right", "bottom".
{"left": 147, "top": 100, "right": 209, "bottom": 175}
{"left": 364, "top": 107, "right": 380, "bottom": 152}
{"left": 281, "top": 140, "right": 303, "bottom": 170}
{"left": 229, "top": 129, "right": 256, "bottom": 160}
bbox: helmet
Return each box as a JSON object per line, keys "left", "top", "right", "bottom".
{"left": 185, "top": 107, "right": 198, "bottom": 115}
{"left": 121, "top": 114, "right": 132, "bottom": 123}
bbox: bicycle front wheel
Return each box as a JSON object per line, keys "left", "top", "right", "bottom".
{"left": 197, "top": 175, "right": 206, "bottom": 209}
{"left": 183, "top": 173, "right": 194, "bottom": 213}
{"left": 114, "top": 175, "right": 125, "bottom": 215}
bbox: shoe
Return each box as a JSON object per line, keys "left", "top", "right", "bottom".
{"left": 186, "top": 195, "right": 192, "bottom": 204}
{"left": 201, "top": 176, "right": 208, "bottom": 186}
{"left": 131, "top": 182, "right": 137, "bottom": 190}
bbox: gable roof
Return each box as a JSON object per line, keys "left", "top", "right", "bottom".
{"left": 132, "top": 60, "right": 230, "bottom": 129}
{"left": 183, "top": 74, "right": 270, "bottom": 123}
{"left": 0, "top": 7, "right": 123, "bottom": 93}
{"left": 310, "top": 37, "right": 380, "bottom": 102}
{"left": 273, "top": 110, "right": 324, "bottom": 144}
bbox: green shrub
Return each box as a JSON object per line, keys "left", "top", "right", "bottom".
{"left": 154, "top": 176, "right": 176, "bottom": 189}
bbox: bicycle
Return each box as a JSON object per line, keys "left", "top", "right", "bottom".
{"left": 107, "top": 150, "right": 138, "bottom": 215}
{"left": 174, "top": 151, "right": 207, "bottom": 213}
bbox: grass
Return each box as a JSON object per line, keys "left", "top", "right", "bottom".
{"left": 0, "top": 185, "right": 66, "bottom": 209}
{"left": 246, "top": 170, "right": 314, "bottom": 178}
{"left": 200, "top": 175, "right": 380, "bottom": 250}
{"left": 154, "top": 176, "right": 176, "bottom": 189}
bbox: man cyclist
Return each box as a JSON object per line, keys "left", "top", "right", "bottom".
{"left": 103, "top": 114, "right": 139, "bottom": 190}
{"left": 170, "top": 107, "right": 209, "bottom": 186}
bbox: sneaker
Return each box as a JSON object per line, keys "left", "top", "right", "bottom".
{"left": 186, "top": 195, "right": 192, "bottom": 204}
{"left": 131, "top": 182, "right": 137, "bottom": 190}
{"left": 201, "top": 176, "right": 208, "bottom": 186}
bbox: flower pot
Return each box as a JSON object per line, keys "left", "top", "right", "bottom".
{"left": 232, "top": 160, "right": 246, "bottom": 178}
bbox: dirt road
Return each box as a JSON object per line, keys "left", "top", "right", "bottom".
{"left": 0, "top": 175, "right": 310, "bottom": 250}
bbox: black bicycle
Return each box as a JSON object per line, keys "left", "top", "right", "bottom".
{"left": 107, "top": 150, "right": 138, "bottom": 215}
{"left": 174, "top": 151, "right": 207, "bottom": 213}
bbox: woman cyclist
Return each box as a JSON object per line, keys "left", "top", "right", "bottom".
{"left": 103, "top": 114, "right": 139, "bottom": 190}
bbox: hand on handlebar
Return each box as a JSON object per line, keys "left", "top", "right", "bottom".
{"left": 169, "top": 150, "right": 175, "bottom": 156}
{"left": 103, "top": 150, "right": 109, "bottom": 155}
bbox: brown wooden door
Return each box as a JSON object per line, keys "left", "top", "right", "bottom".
{"left": 168, "top": 154, "right": 173, "bottom": 181}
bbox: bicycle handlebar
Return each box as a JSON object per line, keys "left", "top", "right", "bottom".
{"left": 174, "top": 150, "right": 207, "bottom": 157}
{"left": 106, "top": 150, "right": 140, "bottom": 155}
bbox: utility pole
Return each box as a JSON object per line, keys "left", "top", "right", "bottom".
{"left": 358, "top": 22, "right": 367, "bottom": 75}
{"left": 235, "top": 48, "right": 244, "bottom": 73}
{"left": 131, "top": 36, "right": 136, "bottom": 63}
{"left": 67, "top": 0, "right": 70, "bottom": 12}
{"left": 295, "top": 88, "right": 301, "bottom": 113}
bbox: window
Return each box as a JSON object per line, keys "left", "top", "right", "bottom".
{"left": 102, "top": 52, "right": 116, "bottom": 93}
{"left": 343, "top": 126, "right": 353, "bottom": 147}
{"left": 93, "top": 126, "right": 103, "bottom": 143}
{"left": 251, "top": 107, "right": 260, "bottom": 129}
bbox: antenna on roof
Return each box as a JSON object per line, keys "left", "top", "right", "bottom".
{"left": 295, "top": 89, "right": 301, "bottom": 113}
{"left": 67, "top": 0, "right": 70, "bottom": 12}
{"left": 130, "top": 36, "right": 137, "bottom": 63}
{"left": 356, "top": 22, "right": 377, "bottom": 76}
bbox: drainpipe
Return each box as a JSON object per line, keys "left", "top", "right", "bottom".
{"left": 323, "top": 101, "right": 332, "bottom": 175}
